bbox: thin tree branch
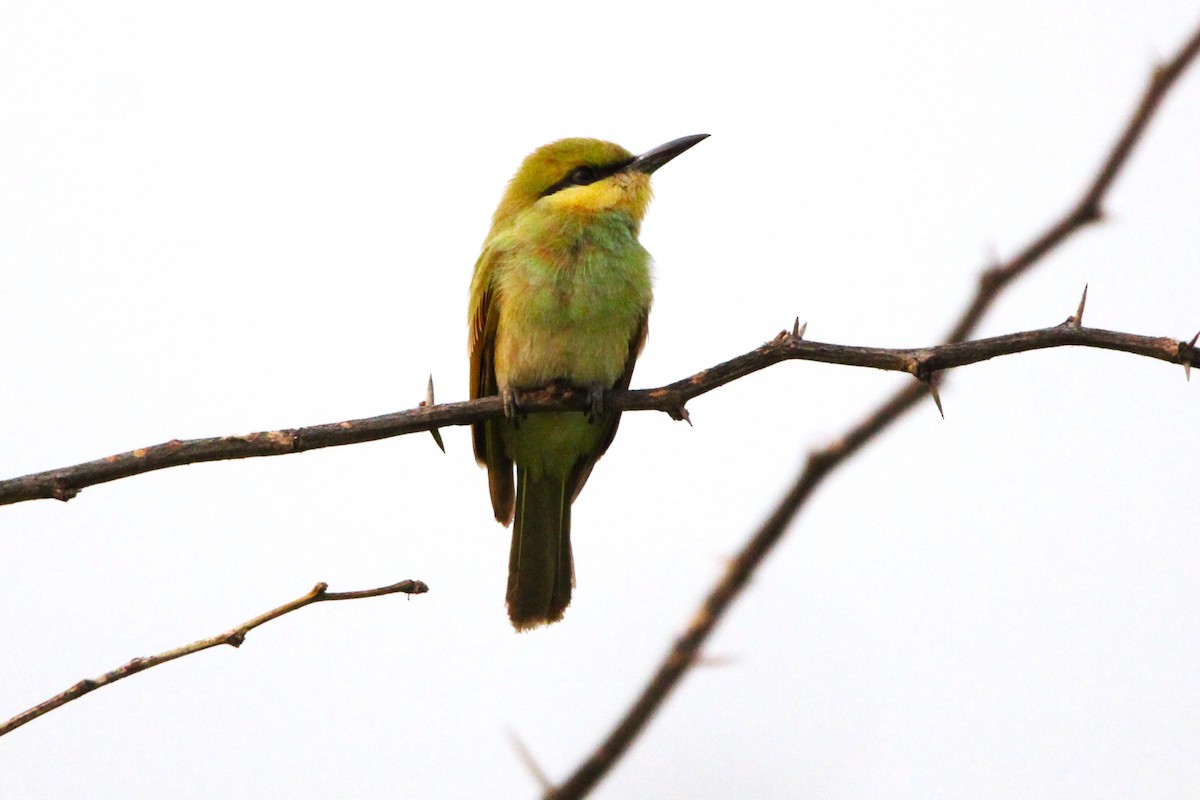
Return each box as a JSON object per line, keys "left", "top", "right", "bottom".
{"left": 0, "top": 579, "right": 429, "bottom": 738}
{"left": 545, "top": 19, "right": 1200, "bottom": 800}
{"left": 2, "top": 323, "right": 1195, "bottom": 509}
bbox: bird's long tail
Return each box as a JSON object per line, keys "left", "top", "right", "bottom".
{"left": 506, "top": 467, "right": 573, "bottom": 630}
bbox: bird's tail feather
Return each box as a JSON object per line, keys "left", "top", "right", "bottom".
{"left": 506, "top": 467, "right": 573, "bottom": 630}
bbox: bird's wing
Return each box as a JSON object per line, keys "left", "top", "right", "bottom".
{"left": 567, "top": 313, "right": 648, "bottom": 502}
{"left": 468, "top": 249, "right": 515, "bottom": 524}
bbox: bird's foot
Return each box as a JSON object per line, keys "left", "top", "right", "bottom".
{"left": 585, "top": 384, "right": 606, "bottom": 423}
{"left": 502, "top": 387, "right": 521, "bottom": 426}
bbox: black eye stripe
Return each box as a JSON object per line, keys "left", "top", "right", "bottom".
{"left": 540, "top": 158, "right": 635, "bottom": 197}
{"left": 570, "top": 166, "right": 596, "bottom": 183}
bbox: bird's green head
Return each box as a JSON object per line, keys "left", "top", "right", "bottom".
{"left": 487, "top": 135, "right": 708, "bottom": 237}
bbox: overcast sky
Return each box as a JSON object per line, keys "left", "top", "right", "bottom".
{"left": 3, "top": 2, "right": 1199, "bottom": 798}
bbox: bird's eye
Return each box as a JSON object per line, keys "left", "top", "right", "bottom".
{"left": 570, "top": 166, "right": 597, "bottom": 185}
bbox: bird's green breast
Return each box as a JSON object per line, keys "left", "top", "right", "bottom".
{"left": 486, "top": 207, "right": 652, "bottom": 480}
{"left": 491, "top": 208, "right": 652, "bottom": 392}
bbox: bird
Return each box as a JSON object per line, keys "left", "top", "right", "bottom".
{"left": 468, "top": 134, "right": 708, "bottom": 630}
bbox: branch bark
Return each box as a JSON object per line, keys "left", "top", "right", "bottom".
{"left": 0, "top": 579, "right": 428, "bottom": 738}
{"left": 544, "top": 18, "right": 1200, "bottom": 800}
{"left": 1, "top": 322, "right": 1195, "bottom": 509}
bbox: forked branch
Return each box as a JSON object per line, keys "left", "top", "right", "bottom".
{"left": 545, "top": 18, "right": 1200, "bottom": 800}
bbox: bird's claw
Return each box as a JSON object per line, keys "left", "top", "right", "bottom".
{"left": 586, "top": 384, "right": 606, "bottom": 422}
{"left": 502, "top": 387, "right": 520, "bottom": 424}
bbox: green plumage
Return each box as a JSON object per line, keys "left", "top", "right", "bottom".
{"left": 469, "top": 135, "right": 706, "bottom": 630}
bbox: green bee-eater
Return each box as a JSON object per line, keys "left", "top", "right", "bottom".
{"left": 469, "top": 134, "right": 707, "bottom": 630}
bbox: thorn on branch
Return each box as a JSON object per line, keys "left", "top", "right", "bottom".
{"left": 913, "top": 369, "right": 946, "bottom": 419}
{"left": 694, "top": 653, "right": 738, "bottom": 668}
{"left": 772, "top": 318, "right": 808, "bottom": 345}
{"left": 508, "top": 730, "right": 552, "bottom": 792}
{"left": 673, "top": 403, "right": 693, "bottom": 427}
{"left": 646, "top": 388, "right": 693, "bottom": 426}
{"left": 420, "top": 375, "right": 446, "bottom": 453}
{"left": 1066, "top": 284, "right": 1089, "bottom": 327}
{"left": 1184, "top": 330, "right": 1200, "bottom": 382}
{"left": 928, "top": 381, "right": 945, "bottom": 419}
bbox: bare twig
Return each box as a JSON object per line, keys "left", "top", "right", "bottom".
{"left": 510, "top": 731, "right": 554, "bottom": 793}
{"left": 2, "top": 323, "right": 1195, "bottom": 509}
{"left": 545, "top": 19, "right": 1200, "bottom": 800}
{"left": 0, "top": 579, "right": 429, "bottom": 738}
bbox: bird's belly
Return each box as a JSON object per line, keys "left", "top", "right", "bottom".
{"left": 494, "top": 262, "right": 646, "bottom": 391}
{"left": 495, "top": 318, "right": 632, "bottom": 389}
{"left": 502, "top": 411, "right": 602, "bottom": 479}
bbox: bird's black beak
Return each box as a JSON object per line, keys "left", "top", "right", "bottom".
{"left": 627, "top": 134, "right": 709, "bottom": 175}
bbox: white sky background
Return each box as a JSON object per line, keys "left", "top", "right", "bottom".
{"left": 2, "top": 2, "right": 1199, "bottom": 797}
